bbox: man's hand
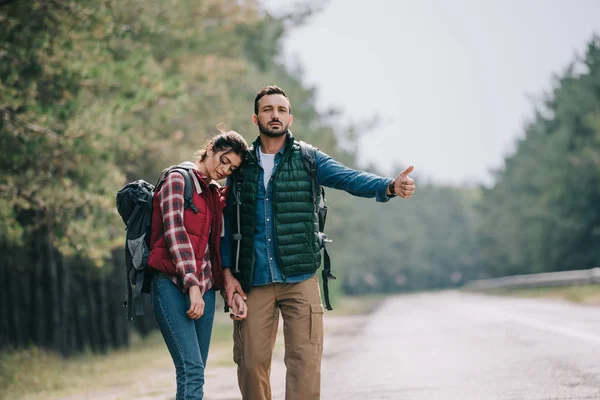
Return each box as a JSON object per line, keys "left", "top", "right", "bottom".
{"left": 391, "top": 165, "right": 416, "bottom": 198}
{"left": 230, "top": 292, "right": 248, "bottom": 321}
{"left": 186, "top": 285, "right": 205, "bottom": 320}
{"left": 223, "top": 268, "right": 247, "bottom": 307}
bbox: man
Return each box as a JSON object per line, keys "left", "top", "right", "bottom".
{"left": 220, "top": 85, "right": 416, "bottom": 400}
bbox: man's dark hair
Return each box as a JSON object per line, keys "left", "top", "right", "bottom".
{"left": 254, "top": 85, "right": 291, "bottom": 115}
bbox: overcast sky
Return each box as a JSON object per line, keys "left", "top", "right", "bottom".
{"left": 269, "top": 0, "right": 600, "bottom": 185}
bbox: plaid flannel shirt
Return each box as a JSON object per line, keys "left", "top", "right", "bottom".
{"left": 158, "top": 171, "right": 213, "bottom": 294}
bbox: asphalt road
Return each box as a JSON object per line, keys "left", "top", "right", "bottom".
{"left": 320, "top": 292, "right": 600, "bottom": 400}
{"left": 125, "top": 291, "right": 600, "bottom": 400}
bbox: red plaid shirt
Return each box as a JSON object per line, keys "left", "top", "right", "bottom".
{"left": 157, "top": 171, "right": 213, "bottom": 294}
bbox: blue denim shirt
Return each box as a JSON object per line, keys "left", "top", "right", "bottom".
{"left": 221, "top": 143, "right": 394, "bottom": 286}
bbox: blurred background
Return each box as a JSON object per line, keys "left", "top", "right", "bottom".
{"left": 1, "top": 0, "right": 600, "bottom": 398}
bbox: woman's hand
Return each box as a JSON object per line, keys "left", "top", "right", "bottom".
{"left": 186, "top": 285, "right": 205, "bottom": 320}
{"left": 230, "top": 292, "right": 248, "bottom": 321}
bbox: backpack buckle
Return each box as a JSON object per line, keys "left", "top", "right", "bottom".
{"left": 317, "top": 232, "right": 332, "bottom": 248}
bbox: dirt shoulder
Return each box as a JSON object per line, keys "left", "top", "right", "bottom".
{"left": 2, "top": 296, "right": 381, "bottom": 400}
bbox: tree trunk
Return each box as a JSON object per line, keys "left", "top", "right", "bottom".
{"left": 86, "top": 273, "right": 99, "bottom": 351}
{"left": 106, "top": 265, "right": 121, "bottom": 348}
{"left": 97, "top": 276, "right": 109, "bottom": 352}
{"left": 0, "top": 243, "right": 146, "bottom": 354}
{"left": 0, "top": 248, "right": 8, "bottom": 350}
{"left": 59, "top": 254, "right": 71, "bottom": 356}
{"left": 71, "top": 276, "right": 85, "bottom": 352}
{"left": 20, "top": 249, "right": 32, "bottom": 348}
{"left": 111, "top": 250, "right": 130, "bottom": 348}
{"left": 33, "top": 230, "right": 46, "bottom": 347}
{"left": 11, "top": 251, "right": 24, "bottom": 347}
{"left": 47, "top": 231, "right": 60, "bottom": 351}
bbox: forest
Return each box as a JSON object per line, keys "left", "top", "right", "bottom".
{"left": 1, "top": 0, "right": 599, "bottom": 355}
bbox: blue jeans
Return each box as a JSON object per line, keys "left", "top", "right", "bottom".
{"left": 151, "top": 274, "right": 216, "bottom": 400}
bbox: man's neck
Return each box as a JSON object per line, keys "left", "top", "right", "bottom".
{"left": 259, "top": 134, "right": 286, "bottom": 154}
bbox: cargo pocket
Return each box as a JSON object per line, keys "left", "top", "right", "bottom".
{"left": 233, "top": 320, "right": 244, "bottom": 366}
{"left": 309, "top": 303, "right": 324, "bottom": 344}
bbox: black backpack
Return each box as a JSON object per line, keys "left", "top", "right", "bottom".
{"left": 115, "top": 163, "right": 197, "bottom": 321}
{"left": 230, "top": 141, "right": 337, "bottom": 310}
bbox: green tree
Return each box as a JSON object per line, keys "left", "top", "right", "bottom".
{"left": 476, "top": 36, "right": 600, "bottom": 278}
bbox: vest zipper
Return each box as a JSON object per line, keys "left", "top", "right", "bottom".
{"left": 270, "top": 155, "right": 288, "bottom": 285}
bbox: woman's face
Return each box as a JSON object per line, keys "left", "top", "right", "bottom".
{"left": 205, "top": 148, "right": 243, "bottom": 181}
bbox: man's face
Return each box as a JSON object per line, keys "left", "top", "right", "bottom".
{"left": 253, "top": 94, "right": 293, "bottom": 138}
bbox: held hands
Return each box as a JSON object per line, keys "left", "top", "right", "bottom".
{"left": 223, "top": 268, "right": 247, "bottom": 307}
{"left": 230, "top": 292, "right": 248, "bottom": 321}
{"left": 187, "top": 285, "right": 205, "bottom": 320}
{"left": 390, "top": 165, "right": 416, "bottom": 199}
{"left": 223, "top": 268, "right": 248, "bottom": 320}
{"left": 220, "top": 291, "right": 247, "bottom": 320}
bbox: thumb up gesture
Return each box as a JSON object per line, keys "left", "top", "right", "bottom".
{"left": 389, "top": 166, "right": 415, "bottom": 199}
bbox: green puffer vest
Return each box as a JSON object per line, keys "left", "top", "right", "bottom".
{"left": 232, "top": 134, "right": 321, "bottom": 291}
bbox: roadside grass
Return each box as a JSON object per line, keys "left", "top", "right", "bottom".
{"left": 0, "top": 331, "right": 170, "bottom": 400}
{"left": 329, "top": 293, "right": 387, "bottom": 316}
{"left": 0, "top": 310, "right": 235, "bottom": 400}
{"left": 0, "top": 294, "right": 384, "bottom": 400}
{"left": 477, "top": 284, "right": 600, "bottom": 305}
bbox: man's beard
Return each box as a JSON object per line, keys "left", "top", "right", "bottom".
{"left": 258, "top": 120, "right": 289, "bottom": 138}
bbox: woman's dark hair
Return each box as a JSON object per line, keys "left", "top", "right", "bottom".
{"left": 254, "top": 85, "right": 291, "bottom": 115}
{"left": 195, "top": 127, "right": 248, "bottom": 162}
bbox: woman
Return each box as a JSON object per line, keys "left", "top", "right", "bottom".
{"left": 147, "top": 129, "right": 248, "bottom": 400}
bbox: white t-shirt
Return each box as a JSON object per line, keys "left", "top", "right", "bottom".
{"left": 259, "top": 149, "right": 276, "bottom": 190}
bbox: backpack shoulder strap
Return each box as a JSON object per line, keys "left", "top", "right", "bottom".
{"left": 171, "top": 167, "right": 198, "bottom": 214}
{"left": 231, "top": 170, "right": 243, "bottom": 275}
{"left": 298, "top": 141, "right": 336, "bottom": 311}
{"left": 179, "top": 168, "right": 197, "bottom": 213}
{"left": 298, "top": 141, "right": 320, "bottom": 213}
{"left": 156, "top": 166, "right": 199, "bottom": 213}
{"left": 298, "top": 140, "right": 317, "bottom": 172}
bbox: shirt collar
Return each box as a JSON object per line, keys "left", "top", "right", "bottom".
{"left": 256, "top": 142, "right": 286, "bottom": 156}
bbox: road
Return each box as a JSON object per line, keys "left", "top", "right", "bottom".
{"left": 320, "top": 292, "right": 600, "bottom": 400}
{"left": 92, "top": 291, "right": 600, "bottom": 400}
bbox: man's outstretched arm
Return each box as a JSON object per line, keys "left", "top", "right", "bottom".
{"left": 316, "top": 150, "right": 415, "bottom": 201}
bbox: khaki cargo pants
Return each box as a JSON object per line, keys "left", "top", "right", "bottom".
{"left": 233, "top": 274, "right": 324, "bottom": 400}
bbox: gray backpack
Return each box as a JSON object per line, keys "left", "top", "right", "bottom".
{"left": 115, "top": 164, "right": 197, "bottom": 320}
